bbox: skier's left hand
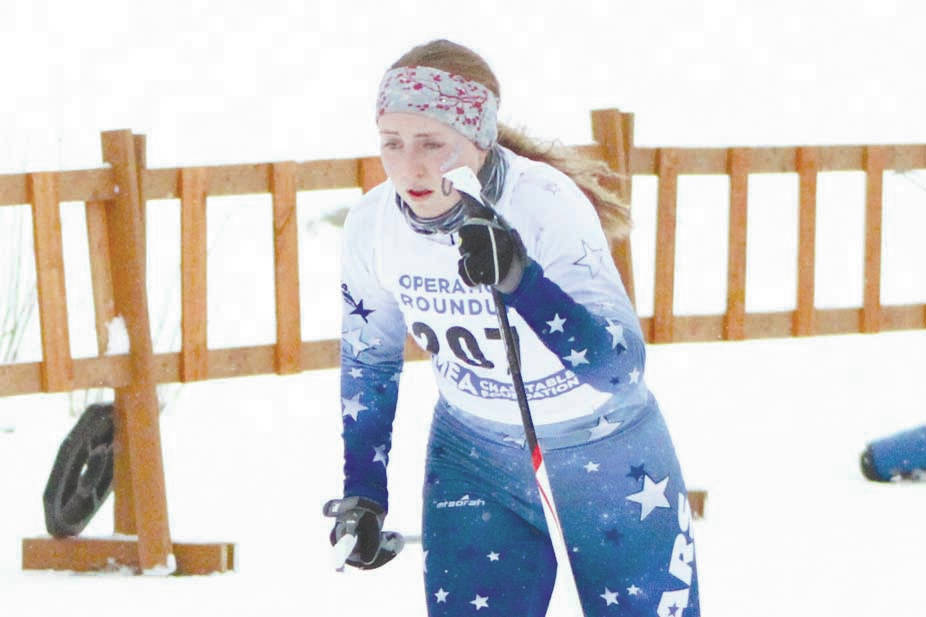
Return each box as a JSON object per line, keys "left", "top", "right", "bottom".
{"left": 457, "top": 215, "right": 526, "bottom": 294}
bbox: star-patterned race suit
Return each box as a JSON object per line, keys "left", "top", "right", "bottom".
{"left": 339, "top": 146, "right": 699, "bottom": 616}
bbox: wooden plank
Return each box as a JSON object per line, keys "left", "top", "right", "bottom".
{"left": 180, "top": 168, "right": 209, "bottom": 381}
{"left": 173, "top": 541, "right": 236, "bottom": 575}
{"left": 22, "top": 538, "right": 235, "bottom": 575}
{"left": 59, "top": 168, "right": 119, "bottom": 202}
{"left": 673, "top": 314, "right": 725, "bottom": 342}
{"left": 358, "top": 157, "right": 387, "bottom": 193}
{"left": 133, "top": 135, "right": 148, "bottom": 261}
{"left": 813, "top": 308, "right": 865, "bottom": 336}
{"left": 882, "top": 304, "right": 926, "bottom": 331}
{"left": 100, "top": 130, "right": 172, "bottom": 570}
{"left": 73, "top": 355, "right": 132, "bottom": 389}
{"left": 0, "top": 173, "right": 27, "bottom": 206}
{"left": 688, "top": 490, "right": 707, "bottom": 519}
{"left": 3, "top": 144, "right": 925, "bottom": 206}
{"left": 590, "top": 108, "right": 637, "bottom": 307}
{"left": 22, "top": 537, "right": 139, "bottom": 572}
{"left": 0, "top": 356, "right": 133, "bottom": 397}
{"left": 85, "top": 200, "right": 116, "bottom": 355}
{"left": 794, "top": 147, "right": 819, "bottom": 336}
{"left": 629, "top": 144, "right": 926, "bottom": 175}
{"left": 862, "top": 146, "right": 887, "bottom": 333}
{"left": 28, "top": 172, "right": 74, "bottom": 392}
{"left": 2, "top": 168, "right": 116, "bottom": 207}
{"left": 144, "top": 336, "right": 428, "bottom": 385}
{"left": 142, "top": 159, "right": 360, "bottom": 200}
{"left": 207, "top": 164, "right": 270, "bottom": 195}
{"left": 295, "top": 158, "right": 366, "bottom": 192}
{"left": 725, "top": 148, "right": 750, "bottom": 340}
{"left": 653, "top": 149, "right": 679, "bottom": 343}
{"left": 8, "top": 299, "right": 919, "bottom": 394}
{"left": 271, "top": 162, "right": 302, "bottom": 374}
{"left": 0, "top": 363, "right": 42, "bottom": 396}
{"left": 744, "top": 311, "right": 796, "bottom": 340}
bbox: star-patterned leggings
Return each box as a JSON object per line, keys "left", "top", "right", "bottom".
{"left": 421, "top": 402, "right": 700, "bottom": 616}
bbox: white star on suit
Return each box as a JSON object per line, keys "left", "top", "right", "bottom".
{"left": 600, "top": 587, "right": 619, "bottom": 606}
{"left": 588, "top": 417, "right": 621, "bottom": 440}
{"left": 348, "top": 367, "right": 363, "bottom": 378}
{"left": 626, "top": 473, "right": 671, "bottom": 520}
{"left": 564, "top": 348, "right": 589, "bottom": 367}
{"left": 627, "top": 584, "right": 642, "bottom": 596}
{"left": 341, "top": 393, "right": 368, "bottom": 421}
{"left": 434, "top": 588, "right": 449, "bottom": 603}
{"left": 546, "top": 313, "right": 566, "bottom": 333}
{"left": 372, "top": 444, "right": 388, "bottom": 467}
{"left": 487, "top": 551, "right": 500, "bottom": 561}
{"left": 584, "top": 461, "right": 600, "bottom": 473}
{"left": 605, "top": 319, "right": 625, "bottom": 349}
{"left": 470, "top": 594, "right": 489, "bottom": 610}
{"left": 343, "top": 328, "right": 372, "bottom": 357}
{"left": 629, "top": 367, "right": 641, "bottom": 384}
{"left": 573, "top": 240, "right": 605, "bottom": 277}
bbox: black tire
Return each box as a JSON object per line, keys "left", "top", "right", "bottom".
{"left": 43, "top": 403, "right": 115, "bottom": 537}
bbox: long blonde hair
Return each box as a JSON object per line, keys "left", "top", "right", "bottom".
{"left": 389, "top": 39, "right": 632, "bottom": 240}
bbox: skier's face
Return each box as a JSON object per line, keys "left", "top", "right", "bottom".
{"left": 378, "top": 113, "right": 487, "bottom": 219}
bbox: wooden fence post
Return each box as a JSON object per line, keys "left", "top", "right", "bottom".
{"left": 725, "top": 148, "right": 750, "bottom": 340}
{"left": 100, "top": 130, "right": 172, "bottom": 570}
{"left": 591, "top": 108, "right": 637, "bottom": 308}
{"left": 181, "top": 167, "right": 209, "bottom": 381}
{"left": 653, "top": 148, "right": 679, "bottom": 343}
{"left": 272, "top": 162, "right": 302, "bottom": 374}
{"left": 863, "top": 146, "right": 887, "bottom": 333}
{"left": 85, "top": 200, "right": 116, "bottom": 355}
{"left": 794, "top": 147, "right": 819, "bottom": 336}
{"left": 28, "top": 172, "right": 74, "bottom": 392}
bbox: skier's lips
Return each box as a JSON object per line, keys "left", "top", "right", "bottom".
{"left": 407, "top": 189, "right": 434, "bottom": 200}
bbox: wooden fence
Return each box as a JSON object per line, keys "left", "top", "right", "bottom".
{"left": 1, "top": 109, "right": 924, "bottom": 574}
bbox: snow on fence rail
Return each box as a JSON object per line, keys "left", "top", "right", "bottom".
{"left": 1, "top": 109, "right": 924, "bottom": 574}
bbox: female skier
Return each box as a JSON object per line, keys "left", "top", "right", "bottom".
{"left": 325, "top": 39, "right": 700, "bottom": 616}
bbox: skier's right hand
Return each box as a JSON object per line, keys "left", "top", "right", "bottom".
{"left": 323, "top": 496, "right": 403, "bottom": 570}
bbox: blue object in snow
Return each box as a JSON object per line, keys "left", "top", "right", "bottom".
{"left": 861, "top": 425, "right": 926, "bottom": 481}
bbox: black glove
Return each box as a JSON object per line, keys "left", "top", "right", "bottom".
{"left": 457, "top": 214, "right": 526, "bottom": 294}
{"left": 323, "top": 497, "right": 403, "bottom": 570}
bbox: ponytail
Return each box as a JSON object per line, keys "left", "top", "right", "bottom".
{"left": 497, "top": 124, "right": 631, "bottom": 240}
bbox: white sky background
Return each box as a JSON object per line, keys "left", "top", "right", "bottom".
{"left": 2, "top": 0, "right": 925, "bottom": 173}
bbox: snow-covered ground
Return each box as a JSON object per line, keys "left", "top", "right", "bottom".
{"left": 3, "top": 1, "right": 926, "bottom": 616}
{"left": 3, "top": 331, "right": 926, "bottom": 617}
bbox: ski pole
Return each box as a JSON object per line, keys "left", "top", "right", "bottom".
{"left": 444, "top": 166, "right": 586, "bottom": 616}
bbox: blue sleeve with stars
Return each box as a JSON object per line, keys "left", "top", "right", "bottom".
{"left": 339, "top": 199, "right": 408, "bottom": 511}
{"left": 502, "top": 258, "right": 645, "bottom": 394}
{"left": 498, "top": 168, "right": 647, "bottom": 396}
